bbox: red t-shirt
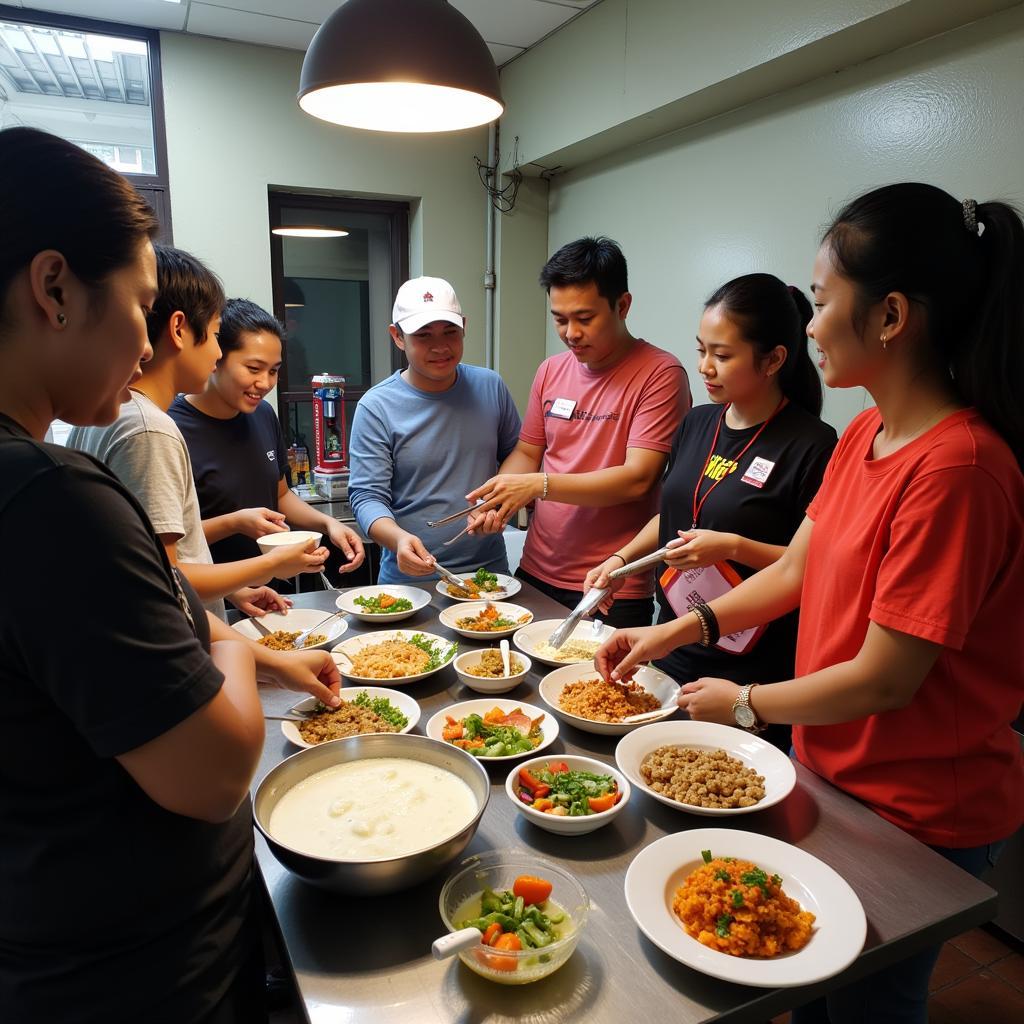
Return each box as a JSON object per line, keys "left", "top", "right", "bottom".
{"left": 793, "top": 408, "right": 1024, "bottom": 847}
{"left": 519, "top": 340, "right": 690, "bottom": 598}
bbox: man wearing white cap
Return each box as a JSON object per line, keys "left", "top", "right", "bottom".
{"left": 347, "top": 277, "right": 521, "bottom": 583}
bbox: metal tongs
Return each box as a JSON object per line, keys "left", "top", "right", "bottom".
{"left": 433, "top": 560, "right": 474, "bottom": 593}
{"left": 546, "top": 546, "right": 673, "bottom": 650}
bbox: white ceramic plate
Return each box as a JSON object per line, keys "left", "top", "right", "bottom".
{"left": 280, "top": 687, "right": 421, "bottom": 748}
{"left": 435, "top": 573, "right": 522, "bottom": 602}
{"left": 330, "top": 629, "right": 458, "bottom": 685}
{"left": 334, "top": 584, "right": 431, "bottom": 623}
{"left": 232, "top": 607, "right": 347, "bottom": 652}
{"left": 513, "top": 618, "right": 615, "bottom": 666}
{"left": 255, "top": 530, "right": 322, "bottom": 552}
{"left": 615, "top": 720, "right": 796, "bottom": 816}
{"left": 624, "top": 828, "right": 866, "bottom": 987}
{"left": 424, "top": 698, "right": 558, "bottom": 763}
{"left": 538, "top": 662, "right": 679, "bottom": 736}
{"left": 438, "top": 601, "right": 534, "bottom": 639}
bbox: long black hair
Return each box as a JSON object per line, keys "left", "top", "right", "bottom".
{"left": 705, "top": 273, "right": 823, "bottom": 415}
{"left": 824, "top": 182, "right": 1023, "bottom": 463}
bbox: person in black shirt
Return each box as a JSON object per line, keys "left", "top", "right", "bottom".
{"left": 169, "top": 299, "right": 364, "bottom": 576}
{"left": 586, "top": 274, "right": 836, "bottom": 749}
{"left": 0, "top": 128, "right": 340, "bottom": 1024}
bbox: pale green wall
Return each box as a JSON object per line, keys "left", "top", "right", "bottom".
{"left": 543, "top": 5, "right": 1024, "bottom": 431}
{"left": 158, "top": 32, "right": 490, "bottom": 369}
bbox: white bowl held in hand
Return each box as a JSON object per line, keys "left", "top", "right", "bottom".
{"left": 505, "top": 754, "right": 630, "bottom": 836}
{"left": 453, "top": 648, "right": 531, "bottom": 694}
{"left": 255, "top": 530, "right": 322, "bottom": 554}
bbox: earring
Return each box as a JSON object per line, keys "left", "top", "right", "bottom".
{"left": 56, "top": 313, "right": 68, "bottom": 327}
{"left": 880, "top": 334, "right": 888, "bottom": 351}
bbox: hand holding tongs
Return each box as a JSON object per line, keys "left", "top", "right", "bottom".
{"left": 427, "top": 502, "right": 486, "bottom": 547}
{"left": 546, "top": 546, "right": 674, "bottom": 651}
{"left": 433, "top": 560, "right": 471, "bottom": 592}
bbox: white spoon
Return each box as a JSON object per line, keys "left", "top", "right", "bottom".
{"left": 431, "top": 927, "right": 483, "bottom": 960}
{"left": 500, "top": 638, "right": 511, "bottom": 677}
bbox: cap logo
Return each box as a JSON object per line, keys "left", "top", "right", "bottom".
{"left": 423, "top": 291, "right": 434, "bottom": 302}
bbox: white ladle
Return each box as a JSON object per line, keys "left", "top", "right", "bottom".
{"left": 500, "top": 638, "right": 511, "bottom": 677}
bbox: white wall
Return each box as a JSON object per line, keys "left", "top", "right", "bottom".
{"left": 157, "top": 31, "right": 491, "bottom": 367}
{"left": 543, "top": 5, "right": 1024, "bottom": 431}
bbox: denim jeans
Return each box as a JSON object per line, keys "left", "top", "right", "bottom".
{"left": 790, "top": 841, "right": 1005, "bottom": 1024}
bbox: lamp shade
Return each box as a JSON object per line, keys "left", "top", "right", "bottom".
{"left": 298, "top": 0, "right": 503, "bottom": 133}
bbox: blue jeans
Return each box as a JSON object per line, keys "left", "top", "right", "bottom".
{"left": 790, "top": 841, "right": 1005, "bottom": 1024}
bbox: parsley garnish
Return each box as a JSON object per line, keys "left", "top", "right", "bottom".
{"left": 701, "top": 849, "right": 713, "bottom": 864}
{"left": 714, "top": 869, "right": 731, "bottom": 883}
{"left": 730, "top": 889, "right": 745, "bottom": 908}
{"left": 715, "top": 914, "right": 733, "bottom": 938}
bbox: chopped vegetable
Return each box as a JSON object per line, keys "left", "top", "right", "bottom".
{"left": 515, "top": 760, "right": 620, "bottom": 816}
{"left": 406, "top": 633, "right": 457, "bottom": 671}
{"left": 455, "top": 602, "right": 530, "bottom": 632}
{"left": 353, "top": 593, "right": 413, "bottom": 614}
{"left": 482, "top": 922, "right": 502, "bottom": 946}
{"left": 443, "top": 707, "right": 545, "bottom": 758}
{"left": 702, "top": 849, "right": 713, "bottom": 864}
{"left": 716, "top": 913, "right": 733, "bottom": 938}
{"left": 512, "top": 875, "right": 553, "bottom": 906}
{"left": 350, "top": 691, "right": 408, "bottom": 729}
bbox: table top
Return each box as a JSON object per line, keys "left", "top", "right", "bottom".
{"left": 253, "top": 584, "right": 996, "bottom": 1024}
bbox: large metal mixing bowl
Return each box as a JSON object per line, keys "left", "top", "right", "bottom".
{"left": 253, "top": 733, "right": 490, "bottom": 894}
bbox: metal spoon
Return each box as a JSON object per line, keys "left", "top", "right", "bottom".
{"left": 291, "top": 611, "right": 345, "bottom": 649}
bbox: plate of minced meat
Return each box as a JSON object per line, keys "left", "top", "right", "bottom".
{"left": 537, "top": 662, "right": 680, "bottom": 735}
{"left": 281, "top": 687, "right": 421, "bottom": 748}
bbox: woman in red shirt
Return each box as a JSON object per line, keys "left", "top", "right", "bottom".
{"left": 597, "top": 183, "right": 1024, "bottom": 1024}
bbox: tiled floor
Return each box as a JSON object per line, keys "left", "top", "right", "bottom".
{"left": 770, "top": 926, "right": 1024, "bottom": 1024}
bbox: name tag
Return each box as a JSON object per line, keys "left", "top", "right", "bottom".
{"left": 741, "top": 456, "right": 775, "bottom": 488}
{"left": 549, "top": 397, "right": 576, "bottom": 419}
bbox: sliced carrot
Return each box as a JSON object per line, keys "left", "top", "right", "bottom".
{"left": 493, "top": 933, "right": 521, "bottom": 951}
{"left": 532, "top": 798, "right": 554, "bottom": 812}
{"left": 512, "top": 875, "right": 552, "bottom": 905}
{"left": 482, "top": 923, "right": 502, "bottom": 946}
{"left": 442, "top": 723, "right": 463, "bottom": 740}
{"left": 587, "top": 793, "right": 617, "bottom": 813}
{"left": 546, "top": 761, "right": 569, "bottom": 774}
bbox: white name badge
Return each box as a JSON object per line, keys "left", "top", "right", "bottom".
{"left": 741, "top": 456, "right": 775, "bottom": 489}
{"left": 661, "top": 562, "right": 764, "bottom": 655}
{"left": 549, "top": 397, "right": 577, "bottom": 419}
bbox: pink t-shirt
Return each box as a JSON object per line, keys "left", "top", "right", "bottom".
{"left": 519, "top": 340, "right": 690, "bottom": 598}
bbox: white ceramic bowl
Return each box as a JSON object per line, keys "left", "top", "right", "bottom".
{"left": 439, "top": 601, "right": 534, "bottom": 640}
{"left": 280, "top": 687, "right": 422, "bottom": 748}
{"left": 512, "top": 618, "right": 615, "bottom": 666}
{"left": 435, "top": 573, "right": 522, "bottom": 602}
{"left": 330, "top": 629, "right": 458, "bottom": 685}
{"left": 425, "top": 698, "right": 558, "bottom": 763}
{"left": 255, "top": 529, "right": 322, "bottom": 553}
{"left": 334, "top": 584, "right": 431, "bottom": 623}
{"left": 538, "top": 662, "right": 679, "bottom": 735}
{"left": 505, "top": 754, "right": 631, "bottom": 836}
{"left": 614, "top": 720, "right": 797, "bottom": 816}
{"left": 453, "top": 648, "right": 532, "bottom": 694}
{"left": 232, "top": 607, "right": 348, "bottom": 652}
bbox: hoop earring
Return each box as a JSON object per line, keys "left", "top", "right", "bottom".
{"left": 56, "top": 313, "right": 68, "bottom": 327}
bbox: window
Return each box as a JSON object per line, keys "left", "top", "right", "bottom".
{"left": 0, "top": 8, "right": 172, "bottom": 240}
{"left": 269, "top": 193, "right": 410, "bottom": 457}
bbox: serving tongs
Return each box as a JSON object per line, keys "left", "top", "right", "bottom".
{"left": 546, "top": 546, "right": 674, "bottom": 650}
{"left": 433, "top": 560, "right": 474, "bottom": 593}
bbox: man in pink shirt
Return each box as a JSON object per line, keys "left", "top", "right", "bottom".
{"left": 467, "top": 237, "right": 690, "bottom": 627}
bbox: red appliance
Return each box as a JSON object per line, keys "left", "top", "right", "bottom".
{"left": 311, "top": 372, "right": 348, "bottom": 474}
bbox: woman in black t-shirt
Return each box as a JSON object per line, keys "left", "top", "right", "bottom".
{"left": 0, "top": 129, "right": 340, "bottom": 1024}
{"left": 585, "top": 274, "right": 836, "bottom": 749}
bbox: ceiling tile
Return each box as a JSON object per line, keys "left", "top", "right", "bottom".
{"left": 203, "top": 1, "right": 340, "bottom": 22}
{"left": 488, "top": 41, "right": 525, "bottom": 68}
{"left": 449, "top": 0, "right": 576, "bottom": 49}
{"left": 17, "top": 1, "right": 188, "bottom": 31}
{"left": 187, "top": 3, "right": 318, "bottom": 51}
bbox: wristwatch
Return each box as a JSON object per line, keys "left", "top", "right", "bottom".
{"left": 732, "top": 684, "right": 764, "bottom": 733}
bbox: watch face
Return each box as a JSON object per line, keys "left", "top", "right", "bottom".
{"left": 734, "top": 705, "right": 756, "bottom": 728}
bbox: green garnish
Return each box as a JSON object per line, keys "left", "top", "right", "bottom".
{"left": 354, "top": 593, "right": 413, "bottom": 614}
{"left": 473, "top": 567, "right": 500, "bottom": 590}
{"left": 459, "top": 713, "right": 540, "bottom": 758}
{"left": 740, "top": 867, "right": 772, "bottom": 894}
{"left": 531, "top": 765, "right": 617, "bottom": 816}
{"left": 714, "top": 869, "right": 731, "bottom": 883}
{"left": 715, "top": 914, "right": 733, "bottom": 938}
{"left": 730, "top": 889, "right": 745, "bottom": 908}
{"left": 406, "top": 633, "right": 458, "bottom": 671}
{"left": 701, "top": 849, "right": 713, "bottom": 864}
{"left": 351, "top": 691, "right": 408, "bottom": 729}
{"left": 771, "top": 874, "right": 782, "bottom": 887}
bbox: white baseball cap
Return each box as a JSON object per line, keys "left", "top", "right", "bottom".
{"left": 392, "top": 276, "right": 464, "bottom": 333}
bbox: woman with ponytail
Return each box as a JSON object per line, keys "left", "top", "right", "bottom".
{"left": 597, "top": 184, "right": 1024, "bottom": 1022}
{"left": 585, "top": 273, "right": 836, "bottom": 749}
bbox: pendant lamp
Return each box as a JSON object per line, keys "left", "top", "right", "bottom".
{"left": 298, "top": 0, "right": 503, "bottom": 133}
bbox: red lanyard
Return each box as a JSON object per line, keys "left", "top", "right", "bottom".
{"left": 691, "top": 398, "right": 787, "bottom": 528}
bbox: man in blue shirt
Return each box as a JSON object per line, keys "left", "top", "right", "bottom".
{"left": 348, "top": 277, "right": 521, "bottom": 584}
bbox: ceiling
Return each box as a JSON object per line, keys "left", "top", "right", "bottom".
{"left": 6, "top": 1, "right": 599, "bottom": 67}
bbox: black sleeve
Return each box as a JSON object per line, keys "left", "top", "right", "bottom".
{"left": 796, "top": 427, "right": 838, "bottom": 514}
{"left": 663, "top": 411, "right": 690, "bottom": 479}
{"left": 0, "top": 462, "right": 225, "bottom": 758}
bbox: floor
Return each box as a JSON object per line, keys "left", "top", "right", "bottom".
{"left": 769, "top": 926, "right": 1024, "bottom": 1024}
{"left": 266, "top": 925, "right": 1024, "bottom": 1024}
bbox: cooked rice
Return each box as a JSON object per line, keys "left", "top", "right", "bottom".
{"left": 533, "top": 639, "right": 601, "bottom": 662}
{"left": 557, "top": 676, "right": 660, "bottom": 722}
{"left": 464, "top": 650, "right": 526, "bottom": 677}
{"left": 297, "top": 702, "right": 400, "bottom": 743}
{"left": 256, "top": 630, "right": 326, "bottom": 651}
{"left": 349, "top": 640, "right": 430, "bottom": 678}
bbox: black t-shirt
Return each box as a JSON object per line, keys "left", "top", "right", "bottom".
{"left": 0, "top": 415, "right": 253, "bottom": 1024}
{"left": 169, "top": 395, "right": 287, "bottom": 564}
{"left": 655, "top": 401, "right": 837, "bottom": 684}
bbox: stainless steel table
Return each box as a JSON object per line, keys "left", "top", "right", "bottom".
{"left": 254, "top": 584, "right": 997, "bottom": 1024}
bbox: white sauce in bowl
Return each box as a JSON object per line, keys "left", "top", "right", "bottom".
{"left": 268, "top": 757, "right": 478, "bottom": 861}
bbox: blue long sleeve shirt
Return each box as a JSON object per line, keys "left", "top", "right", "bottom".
{"left": 348, "top": 365, "right": 522, "bottom": 584}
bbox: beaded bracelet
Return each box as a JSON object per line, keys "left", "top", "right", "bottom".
{"left": 691, "top": 604, "right": 712, "bottom": 646}
{"left": 541, "top": 472, "right": 549, "bottom": 500}
{"left": 693, "top": 601, "right": 721, "bottom": 646}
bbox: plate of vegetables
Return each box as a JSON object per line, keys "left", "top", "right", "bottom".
{"left": 335, "top": 584, "right": 431, "bottom": 623}
{"left": 439, "top": 601, "right": 534, "bottom": 639}
{"left": 506, "top": 754, "right": 631, "bottom": 835}
{"left": 280, "top": 687, "right": 421, "bottom": 748}
{"left": 425, "top": 699, "right": 558, "bottom": 761}
{"left": 436, "top": 568, "right": 522, "bottom": 602}
{"left": 438, "top": 851, "right": 589, "bottom": 984}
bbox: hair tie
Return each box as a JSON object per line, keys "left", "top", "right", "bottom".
{"left": 962, "top": 198, "right": 984, "bottom": 237}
